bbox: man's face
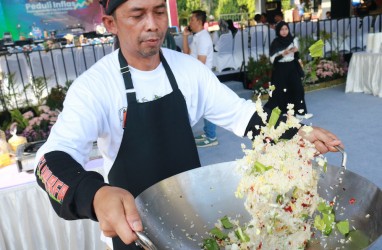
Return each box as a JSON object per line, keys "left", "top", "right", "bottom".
{"left": 274, "top": 15, "right": 282, "bottom": 23}
{"left": 112, "top": 0, "right": 168, "bottom": 58}
{"left": 260, "top": 15, "right": 267, "bottom": 23}
{"left": 189, "top": 14, "right": 201, "bottom": 31}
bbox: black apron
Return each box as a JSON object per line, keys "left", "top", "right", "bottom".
{"left": 108, "top": 50, "right": 201, "bottom": 249}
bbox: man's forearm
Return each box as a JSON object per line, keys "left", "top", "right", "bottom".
{"left": 183, "top": 35, "right": 190, "bottom": 54}
{"left": 35, "top": 151, "right": 108, "bottom": 221}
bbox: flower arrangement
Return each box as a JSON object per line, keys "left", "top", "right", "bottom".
{"left": 6, "top": 105, "right": 59, "bottom": 143}
{"left": 316, "top": 59, "right": 347, "bottom": 79}
{"left": 303, "top": 58, "right": 348, "bottom": 85}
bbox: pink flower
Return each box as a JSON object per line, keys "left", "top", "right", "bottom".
{"left": 40, "top": 113, "right": 50, "bottom": 120}
{"left": 23, "top": 111, "right": 34, "bottom": 119}
{"left": 48, "top": 110, "right": 59, "bottom": 117}
{"left": 24, "top": 125, "right": 33, "bottom": 132}
{"left": 29, "top": 117, "right": 40, "bottom": 126}
{"left": 38, "top": 105, "right": 50, "bottom": 113}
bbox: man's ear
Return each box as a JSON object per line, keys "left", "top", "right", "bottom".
{"left": 102, "top": 15, "right": 117, "bottom": 35}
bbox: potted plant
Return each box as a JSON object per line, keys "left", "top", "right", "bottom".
{"left": 246, "top": 55, "right": 272, "bottom": 95}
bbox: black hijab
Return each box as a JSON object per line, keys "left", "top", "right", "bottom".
{"left": 270, "top": 21, "right": 294, "bottom": 56}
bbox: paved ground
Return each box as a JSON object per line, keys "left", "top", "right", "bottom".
{"left": 193, "top": 82, "right": 382, "bottom": 249}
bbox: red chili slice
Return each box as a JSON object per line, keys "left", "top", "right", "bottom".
{"left": 284, "top": 206, "right": 293, "bottom": 213}
{"left": 349, "top": 197, "right": 356, "bottom": 205}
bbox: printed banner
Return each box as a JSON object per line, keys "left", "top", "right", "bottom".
{"left": 0, "top": 0, "right": 103, "bottom": 40}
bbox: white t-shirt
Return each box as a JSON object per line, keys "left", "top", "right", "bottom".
{"left": 35, "top": 48, "right": 257, "bottom": 178}
{"left": 189, "top": 29, "right": 214, "bottom": 69}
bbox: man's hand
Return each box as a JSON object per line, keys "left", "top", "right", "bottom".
{"left": 182, "top": 27, "right": 191, "bottom": 54}
{"left": 93, "top": 186, "right": 143, "bottom": 245}
{"left": 183, "top": 26, "right": 192, "bottom": 37}
{"left": 298, "top": 126, "right": 343, "bottom": 154}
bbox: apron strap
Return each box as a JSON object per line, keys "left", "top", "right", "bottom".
{"left": 118, "top": 49, "right": 179, "bottom": 106}
{"left": 118, "top": 50, "right": 136, "bottom": 104}
{"left": 159, "top": 52, "right": 178, "bottom": 91}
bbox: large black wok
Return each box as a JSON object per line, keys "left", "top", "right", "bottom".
{"left": 135, "top": 157, "right": 382, "bottom": 249}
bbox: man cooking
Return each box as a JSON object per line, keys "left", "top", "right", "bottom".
{"left": 34, "top": 0, "right": 343, "bottom": 249}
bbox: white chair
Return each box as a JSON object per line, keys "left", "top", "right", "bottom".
{"left": 250, "top": 29, "right": 267, "bottom": 60}
{"left": 261, "top": 26, "right": 275, "bottom": 56}
{"left": 301, "top": 21, "right": 318, "bottom": 39}
{"left": 334, "top": 18, "right": 350, "bottom": 53}
{"left": 361, "top": 15, "right": 372, "bottom": 50}
{"left": 0, "top": 53, "right": 31, "bottom": 87}
{"left": 95, "top": 43, "right": 113, "bottom": 61}
{"left": 213, "top": 32, "right": 235, "bottom": 72}
{"left": 75, "top": 46, "right": 97, "bottom": 75}
{"left": 294, "top": 22, "right": 302, "bottom": 36}
{"left": 211, "top": 31, "right": 220, "bottom": 47}
{"left": 374, "top": 14, "right": 381, "bottom": 33}
{"left": 319, "top": 19, "right": 337, "bottom": 34}
{"left": 52, "top": 49, "right": 78, "bottom": 86}
{"left": 232, "top": 29, "right": 250, "bottom": 70}
{"left": 288, "top": 22, "right": 295, "bottom": 36}
{"left": 173, "top": 35, "right": 192, "bottom": 52}
{"left": 29, "top": 51, "right": 56, "bottom": 88}
{"left": 319, "top": 19, "right": 337, "bottom": 56}
{"left": 348, "top": 17, "right": 364, "bottom": 51}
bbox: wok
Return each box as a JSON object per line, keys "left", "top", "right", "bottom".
{"left": 135, "top": 152, "right": 382, "bottom": 249}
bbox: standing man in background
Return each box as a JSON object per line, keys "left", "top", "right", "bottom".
{"left": 182, "top": 10, "right": 218, "bottom": 147}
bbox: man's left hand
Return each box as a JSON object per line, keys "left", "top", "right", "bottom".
{"left": 298, "top": 126, "right": 343, "bottom": 154}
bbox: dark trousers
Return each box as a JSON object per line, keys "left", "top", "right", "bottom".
{"left": 264, "top": 60, "right": 307, "bottom": 115}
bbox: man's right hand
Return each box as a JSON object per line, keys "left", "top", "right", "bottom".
{"left": 93, "top": 186, "right": 143, "bottom": 245}
{"left": 183, "top": 26, "right": 191, "bottom": 36}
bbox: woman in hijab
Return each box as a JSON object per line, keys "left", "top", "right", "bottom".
{"left": 264, "top": 21, "right": 312, "bottom": 119}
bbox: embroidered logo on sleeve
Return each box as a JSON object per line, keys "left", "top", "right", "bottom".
{"left": 36, "top": 156, "right": 69, "bottom": 204}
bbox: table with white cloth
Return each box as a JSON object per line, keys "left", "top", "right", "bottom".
{"left": 173, "top": 34, "right": 192, "bottom": 51}
{"left": 0, "top": 158, "right": 106, "bottom": 250}
{"left": 366, "top": 32, "right": 382, "bottom": 53}
{"left": 345, "top": 52, "right": 382, "bottom": 97}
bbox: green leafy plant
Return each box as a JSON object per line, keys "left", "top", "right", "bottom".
{"left": 7, "top": 109, "right": 29, "bottom": 134}
{"left": 0, "top": 72, "right": 22, "bottom": 110}
{"left": 298, "top": 35, "right": 316, "bottom": 62}
{"left": 25, "top": 76, "right": 49, "bottom": 107}
{"left": 44, "top": 80, "right": 73, "bottom": 110}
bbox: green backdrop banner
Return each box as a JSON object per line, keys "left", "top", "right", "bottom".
{"left": 0, "top": 0, "right": 103, "bottom": 41}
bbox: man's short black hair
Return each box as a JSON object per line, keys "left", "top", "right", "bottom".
{"left": 254, "top": 14, "right": 261, "bottom": 22}
{"left": 192, "top": 10, "right": 207, "bottom": 24}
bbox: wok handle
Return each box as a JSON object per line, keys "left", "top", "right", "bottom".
{"left": 135, "top": 231, "right": 157, "bottom": 250}
{"left": 334, "top": 146, "right": 347, "bottom": 169}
